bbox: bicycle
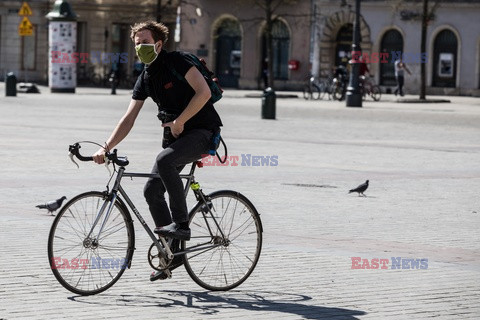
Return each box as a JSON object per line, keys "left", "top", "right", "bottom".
{"left": 77, "top": 65, "right": 103, "bottom": 87}
{"left": 360, "top": 75, "right": 381, "bottom": 101}
{"left": 47, "top": 142, "right": 263, "bottom": 295}
{"left": 302, "top": 76, "right": 328, "bottom": 100}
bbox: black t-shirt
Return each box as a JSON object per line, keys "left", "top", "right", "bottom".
{"left": 132, "top": 50, "right": 222, "bottom": 132}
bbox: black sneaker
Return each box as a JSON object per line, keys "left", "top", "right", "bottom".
{"left": 150, "top": 269, "right": 169, "bottom": 281}
{"left": 154, "top": 222, "right": 191, "bottom": 240}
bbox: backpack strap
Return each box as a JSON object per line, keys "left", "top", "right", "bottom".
{"left": 142, "top": 69, "right": 151, "bottom": 97}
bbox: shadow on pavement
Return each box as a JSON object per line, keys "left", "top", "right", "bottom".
{"left": 69, "top": 290, "right": 366, "bottom": 319}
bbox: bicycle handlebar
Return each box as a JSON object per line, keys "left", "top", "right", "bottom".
{"left": 69, "top": 143, "right": 129, "bottom": 167}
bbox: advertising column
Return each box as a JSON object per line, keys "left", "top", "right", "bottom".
{"left": 46, "top": 0, "right": 77, "bottom": 93}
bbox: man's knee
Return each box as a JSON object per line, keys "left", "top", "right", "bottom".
{"left": 156, "top": 153, "right": 177, "bottom": 175}
{"left": 144, "top": 181, "right": 164, "bottom": 203}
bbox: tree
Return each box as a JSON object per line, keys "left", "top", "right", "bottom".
{"left": 181, "top": 0, "right": 307, "bottom": 90}
{"left": 420, "top": 0, "right": 439, "bottom": 100}
{"left": 394, "top": 0, "right": 439, "bottom": 100}
{"left": 253, "top": 0, "right": 302, "bottom": 89}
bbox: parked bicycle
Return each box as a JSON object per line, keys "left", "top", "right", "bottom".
{"left": 77, "top": 65, "right": 104, "bottom": 87}
{"left": 48, "top": 142, "right": 263, "bottom": 295}
{"left": 302, "top": 75, "right": 330, "bottom": 100}
{"left": 360, "top": 75, "right": 381, "bottom": 101}
{"left": 330, "top": 66, "right": 349, "bottom": 101}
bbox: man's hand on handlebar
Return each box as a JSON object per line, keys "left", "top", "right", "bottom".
{"left": 69, "top": 142, "right": 129, "bottom": 167}
{"left": 93, "top": 148, "right": 107, "bottom": 164}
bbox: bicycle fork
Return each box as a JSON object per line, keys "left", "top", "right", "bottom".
{"left": 86, "top": 167, "right": 174, "bottom": 273}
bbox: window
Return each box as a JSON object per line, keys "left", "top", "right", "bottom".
{"left": 380, "top": 30, "right": 403, "bottom": 86}
{"left": 335, "top": 24, "right": 354, "bottom": 68}
{"left": 432, "top": 29, "right": 457, "bottom": 87}
{"left": 262, "top": 19, "right": 290, "bottom": 80}
{"left": 215, "top": 19, "right": 242, "bottom": 88}
{"left": 76, "top": 22, "right": 87, "bottom": 53}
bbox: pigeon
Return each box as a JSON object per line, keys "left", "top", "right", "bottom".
{"left": 36, "top": 196, "right": 67, "bottom": 215}
{"left": 349, "top": 180, "right": 369, "bottom": 196}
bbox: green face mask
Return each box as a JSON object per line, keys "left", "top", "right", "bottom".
{"left": 135, "top": 44, "right": 158, "bottom": 64}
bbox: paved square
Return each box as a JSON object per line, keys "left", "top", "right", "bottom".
{"left": 1, "top": 83, "right": 479, "bottom": 319}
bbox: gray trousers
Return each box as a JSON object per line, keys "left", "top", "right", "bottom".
{"left": 144, "top": 128, "right": 212, "bottom": 227}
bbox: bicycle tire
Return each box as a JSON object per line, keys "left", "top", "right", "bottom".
{"left": 47, "top": 191, "right": 135, "bottom": 296}
{"left": 312, "top": 83, "right": 321, "bottom": 100}
{"left": 370, "top": 85, "right": 382, "bottom": 101}
{"left": 332, "top": 84, "right": 344, "bottom": 101}
{"left": 317, "top": 81, "right": 327, "bottom": 100}
{"left": 182, "top": 190, "right": 263, "bottom": 291}
{"left": 91, "top": 74, "right": 102, "bottom": 87}
{"left": 302, "top": 85, "right": 312, "bottom": 100}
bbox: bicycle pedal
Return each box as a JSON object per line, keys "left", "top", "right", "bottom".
{"left": 164, "top": 269, "right": 172, "bottom": 278}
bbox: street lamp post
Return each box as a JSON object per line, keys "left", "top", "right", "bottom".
{"left": 346, "top": 0, "right": 362, "bottom": 107}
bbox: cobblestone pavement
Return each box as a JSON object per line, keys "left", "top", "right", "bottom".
{"left": 1, "top": 83, "right": 479, "bottom": 319}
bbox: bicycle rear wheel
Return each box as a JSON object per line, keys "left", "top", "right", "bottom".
{"left": 311, "top": 84, "right": 322, "bottom": 100}
{"left": 332, "top": 83, "right": 345, "bottom": 101}
{"left": 183, "top": 190, "right": 263, "bottom": 291}
{"left": 47, "top": 191, "right": 135, "bottom": 295}
{"left": 370, "top": 85, "right": 382, "bottom": 101}
{"left": 302, "top": 84, "right": 312, "bottom": 100}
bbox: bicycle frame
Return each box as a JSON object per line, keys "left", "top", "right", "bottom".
{"left": 85, "top": 162, "right": 225, "bottom": 272}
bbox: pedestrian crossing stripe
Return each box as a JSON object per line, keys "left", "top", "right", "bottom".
{"left": 18, "top": 2, "right": 33, "bottom": 16}
{"left": 18, "top": 16, "right": 33, "bottom": 36}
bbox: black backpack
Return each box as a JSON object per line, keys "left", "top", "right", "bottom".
{"left": 168, "top": 52, "right": 223, "bottom": 104}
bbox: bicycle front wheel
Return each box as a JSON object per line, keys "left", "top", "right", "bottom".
{"left": 317, "top": 81, "right": 327, "bottom": 100}
{"left": 332, "top": 84, "right": 344, "bottom": 101}
{"left": 47, "top": 191, "right": 135, "bottom": 295}
{"left": 183, "top": 190, "right": 263, "bottom": 291}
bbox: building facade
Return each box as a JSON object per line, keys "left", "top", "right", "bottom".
{"left": 178, "top": 0, "right": 480, "bottom": 96}
{"left": 0, "top": 0, "right": 178, "bottom": 85}
{"left": 1, "top": 0, "right": 479, "bottom": 96}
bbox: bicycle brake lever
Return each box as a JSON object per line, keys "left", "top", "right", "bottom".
{"left": 105, "top": 159, "right": 112, "bottom": 176}
{"left": 68, "top": 152, "right": 80, "bottom": 169}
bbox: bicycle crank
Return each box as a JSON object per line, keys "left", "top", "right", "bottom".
{"left": 147, "top": 241, "right": 173, "bottom": 271}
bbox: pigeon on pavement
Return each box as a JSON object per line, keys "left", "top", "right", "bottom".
{"left": 36, "top": 196, "right": 67, "bottom": 215}
{"left": 349, "top": 180, "right": 369, "bottom": 196}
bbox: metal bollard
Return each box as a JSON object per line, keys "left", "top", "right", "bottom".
{"left": 5, "top": 72, "right": 17, "bottom": 97}
{"left": 261, "top": 87, "right": 276, "bottom": 119}
{"left": 109, "top": 72, "right": 117, "bottom": 95}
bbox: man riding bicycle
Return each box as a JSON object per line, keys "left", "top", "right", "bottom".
{"left": 92, "top": 20, "right": 223, "bottom": 281}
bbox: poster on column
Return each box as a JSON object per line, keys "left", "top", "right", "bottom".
{"left": 49, "top": 21, "right": 77, "bottom": 90}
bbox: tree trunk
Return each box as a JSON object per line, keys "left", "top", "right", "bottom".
{"left": 420, "top": 0, "right": 428, "bottom": 100}
{"left": 265, "top": 0, "right": 275, "bottom": 89}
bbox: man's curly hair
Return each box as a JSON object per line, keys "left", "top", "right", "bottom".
{"left": 130, "top": 20, "right": 169, "bottom": 43}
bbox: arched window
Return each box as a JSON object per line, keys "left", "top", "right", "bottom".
{"left": 335, "top": 23, "right": 354, "bottom": 67}
{"left": 262, "top": 19, "right": 290, "bottom": 80}
{"left": 215, "top": 19, "right": 242, "bottom": 88}
{"left": 380, "top": 29, "right": 403, "bottom": 86}
{"left": 432, "top": 29, "right": 457, "bottom": 87}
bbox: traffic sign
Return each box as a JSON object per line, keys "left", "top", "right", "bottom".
{"left": 19, "top": 16, "right": 33, "bottom": 36}
{"left": 18, "top": 2, "right": 33, "bottom": 16}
